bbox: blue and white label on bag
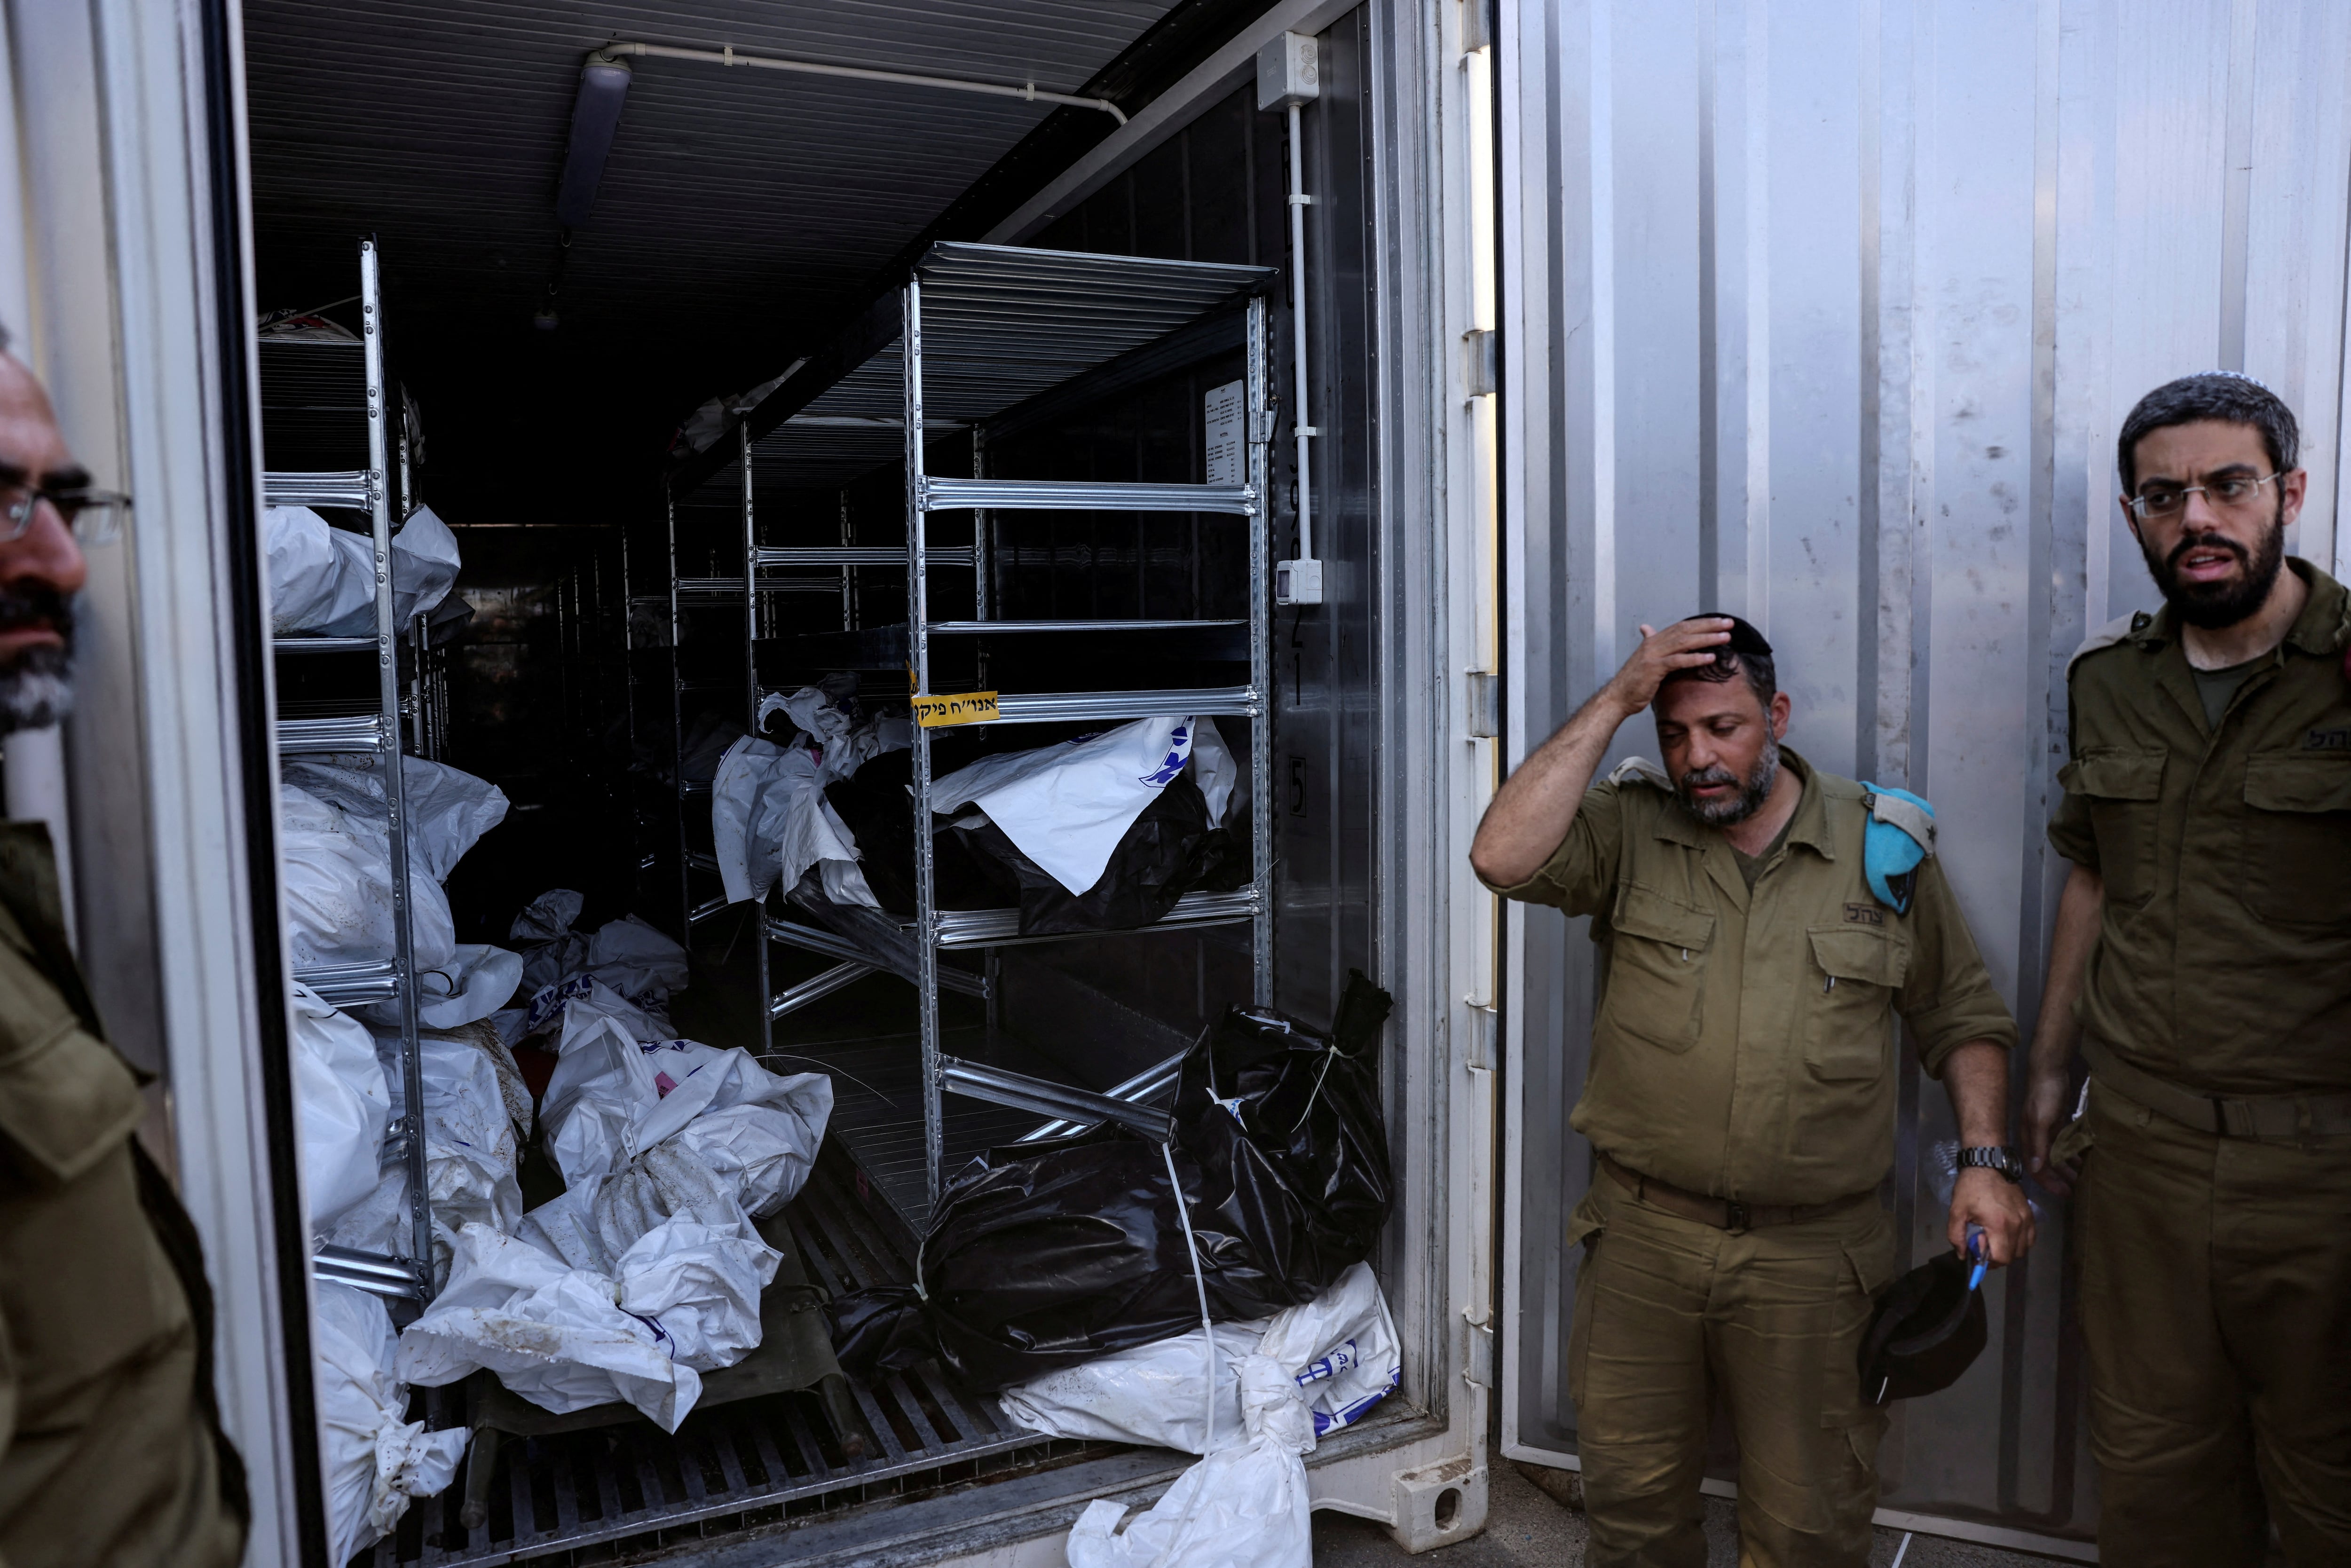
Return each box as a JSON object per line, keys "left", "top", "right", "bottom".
{"left": 1141, "top": 722, "right": 1192, "bottom": 788}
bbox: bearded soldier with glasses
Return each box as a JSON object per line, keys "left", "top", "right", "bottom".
{"left": 2025, "top": 372, "right": 2351, "bottom": 1566}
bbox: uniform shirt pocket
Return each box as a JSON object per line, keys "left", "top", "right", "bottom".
{"left": 2056, "top": 749, "right": 2165, "bottom": 906}
{"left": 1600, "top": 883, "right": 1716, "bottom": 1053}
{"left": 1806, "top": 925, "right": 1910, "bottom": 1081}
{"left": 0, "top": 1021, "right": 146, "bottom": 1186}
{"left": 2241, "top": 753, "right": 2351, "bottom": 926}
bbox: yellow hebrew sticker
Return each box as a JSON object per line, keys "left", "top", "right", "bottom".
{"left": 912, "top": 691, "right": 1001, "bottom": 727}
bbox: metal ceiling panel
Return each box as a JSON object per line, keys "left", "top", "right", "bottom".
{"left": 243, "top": 1, "right": 1176, "bottom": 343}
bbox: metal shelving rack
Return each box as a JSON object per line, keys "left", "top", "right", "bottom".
{"left": 895, "top": 244, "right": 1275, "bottom": 1209}
{"left": 662, "top": 244, "right": 1275, "bottom": 1219}
{"left": 262, "top": 236, "right": 434, "bottom": 1302}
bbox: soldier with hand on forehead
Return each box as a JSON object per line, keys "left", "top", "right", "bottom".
{"left": 1471, "top": 615, "right": 2031, "bottom": 1568}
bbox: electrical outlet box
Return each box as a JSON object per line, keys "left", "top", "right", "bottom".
{"left": 1257, "top": 32, "right": 1320, "bottom": 111}
{"left": 1276, "top": 557, "right": 1325, "bottom": 605}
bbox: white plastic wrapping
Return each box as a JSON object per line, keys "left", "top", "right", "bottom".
{"left": 278, "top": 781, "right": 459, "bottom": 974}
{"left": 930, "top": 716, "right": 1201, "bottom": 897}
{"left": 284, "top": 753, "right": 510, "bottom": 884}
{"left": 396, "top": 1215, "right": 780, "bottom": 1432}
{"left": 711, "top": 737, "right": 863, "bottom": 907}
{"left": 354, "top": 1027, "right": 530, "bottom": 1283}
{"left": 314, "top": 1283, "right": 468, "bottom": 1566}
{"left": 290, "top": 984, "right": 391, "bottom": 1236}
{"left": 264, "top": 504, "right": 463, "bottom": 638}
{"left": 1002, "top": 1262, "right": 1400, "bottom": 1454}
{"left": 1046, "top": 1266, "right": 1402, "bottom": 1568}
{"left": 539, "top": 1018, "right": 831, "bottom": 1215}
{"left": 1065, "top": 1435, "right": 1313, "bottom": 1568}
{"left": 406, "top": 944, "right": 524, "bottom": 1030}
{"left": 583, "top": 914, "right": 689, "bottom": 1001}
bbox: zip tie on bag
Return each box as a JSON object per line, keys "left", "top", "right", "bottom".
{"left": 1160, "top": 1139, "right": 1218, "bottom": 1456}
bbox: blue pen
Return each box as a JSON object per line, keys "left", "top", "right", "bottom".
{"left": 1965, "top": 1229, "right": 1988, "bottom": 1292}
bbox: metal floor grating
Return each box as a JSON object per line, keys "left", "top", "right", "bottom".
{"left": 365, "top": 1147, "right": 1070, "bottom": 1567}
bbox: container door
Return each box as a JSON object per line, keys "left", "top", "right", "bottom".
{"left": 1494, "top": 0, "right": 2351, "bottom": 1551}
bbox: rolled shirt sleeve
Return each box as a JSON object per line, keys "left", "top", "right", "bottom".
{"left": 2046, "top": 783, "right": 2099, "bottom": 870}
{"left": 1475, "top": 781, "right": 1626, "bottom": 918}
{"left": 1894, "top": 855, "right": 2020, "bottom": 1076}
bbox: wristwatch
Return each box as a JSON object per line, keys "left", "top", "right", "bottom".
{"left": 1957, "top": 1145, "right": 2023, "bottom": 1184}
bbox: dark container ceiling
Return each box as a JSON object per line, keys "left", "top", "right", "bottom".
{"left": 240, "top": 0, "right": 1181, "bottom": 516}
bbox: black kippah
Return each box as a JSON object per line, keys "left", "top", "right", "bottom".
{"left": 1692, "top": 613, "right": 1772, "bottom": 657}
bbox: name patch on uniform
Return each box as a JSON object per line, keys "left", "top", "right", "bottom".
{"left": 1844, "top": 903, "right": 1886, "bottom": 926}
{"left": 2304, "top": 726, "right": 2351, "bottom": 752}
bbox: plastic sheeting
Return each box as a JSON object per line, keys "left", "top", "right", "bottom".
{"left": 954, "top": 768, "right": 1242, "bottom": 937}
{"left": 1053, "top": 1268, "right": 1398, "bottom": 1568}
{"left": 710, "top": 686, "right": 911, "bottom": 908}
{"left": 279, "top": 755, "right": 508, "bottom": 976}
{"left": 284, "top": 754, "right": 510, "bottom": 884}
{"left": 395, "top": 1216, "right": 780, "bottom": 1433}
{"left": 279, "top": 781, "right": 459, "bottom": 974}
{"left": 540, "top": 1016, "right": 831, "bottom": 1212}
{"left": 265, "top": 504, "right": 461, "bottom": 638}
{"left": 1000, "top": 1261, "right": 1400, "bottom": 1453}
{"left": 828, "top": 978, "right": 1393, "bottom": 1391}
{"left": 400, "top": 944, "right": 524, "bottom": 1031}
{"left": 711, "top": 739, "right": 863, "bottom": 907}
{"left": 930, "top": 716, "right": 1201, "bottom": 898}
{"left": 315, "top": 1283, "right": 468, "bottom": 1566}
{"left": 291, "top": 983, "right": 391, "bottom": 1236}
{"left": 332, "top": 1026, "right": 532, "bottom": 1283}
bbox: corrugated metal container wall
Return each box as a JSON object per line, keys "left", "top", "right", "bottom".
{"left": 1495, "top": 0, "right": 2351, "bottom": 1552}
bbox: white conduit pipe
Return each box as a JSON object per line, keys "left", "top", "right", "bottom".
{"left": 1286, "top": 102, "right": 1315, "bottom": 562}
{"left": 597, "top": 41, "right": 1128, "bottom": 125}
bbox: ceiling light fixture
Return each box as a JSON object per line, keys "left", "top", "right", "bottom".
{"left": 555, "top": 52, "right": 634, "bottom": 228}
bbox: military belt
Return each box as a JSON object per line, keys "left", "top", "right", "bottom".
{"left": 1598, "top": 1154, "right": 1874, "bottom": 1233}
{"left": 2083, "top": 1038, "right": 2351, "bottom": 1139}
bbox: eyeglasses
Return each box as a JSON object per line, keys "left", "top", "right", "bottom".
{"left": 2126, "top": 472, "right": 2285, "bottom": 521}
{"left": 1, "top": 484, "right": 129, "bottom": 545}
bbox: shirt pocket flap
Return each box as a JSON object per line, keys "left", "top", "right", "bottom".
{"left": 2244, "top": 754, "right": 2351, "bottom": 814}
{"left": 0, "top": 1023, "right": 145, "bottom": 1185}
{"left": 2059, "top": 748, "right": 2165, "bottom": 801}
{"left": 1808, "top": 925, "right": 1911, "bottom": 988}
{"left": 1610, "top": 883, "right": 1716, "bottom": 952}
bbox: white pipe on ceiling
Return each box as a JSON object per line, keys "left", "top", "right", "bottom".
{"left": 595, "top": 41, "right": 1128, "bottom": 125}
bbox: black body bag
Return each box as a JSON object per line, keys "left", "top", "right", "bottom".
{"left": 828, "top": 972, "right": 1394, "bottom": 1391}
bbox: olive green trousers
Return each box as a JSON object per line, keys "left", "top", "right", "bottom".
{"left": 2076, "top": 1082, "right": 2351, "bottom": 1566}
{"left": 1568, "top": 1173, "right": 1894, "bottom": 1568}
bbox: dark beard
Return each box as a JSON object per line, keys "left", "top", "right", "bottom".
{"left": 2143, "top": 503, "right": 2287, "bottom": 630}
{"left": 1675, "top": 735, "right": 1781, "bottom": 827}
{"left": 0, "top": 584, "right": 76, "bottom": 734}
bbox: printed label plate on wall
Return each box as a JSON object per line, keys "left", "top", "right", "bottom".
{"left": 912, "top": 691, "right": 1001, "bottom": 727}
{"left": 1204, "top": 379, "right": 1245, "bottom": 485}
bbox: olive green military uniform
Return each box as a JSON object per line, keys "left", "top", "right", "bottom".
{"left": 1485, "top": 750, "right": 2016, "bottom": 1568}
{"left": 0, "top": 823, "right": 245, "bottom": 1567}
{"left": 2050, "top": 558, "right": 2351, "bottom": 1567}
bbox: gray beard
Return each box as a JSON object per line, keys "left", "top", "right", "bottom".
{"left": 1676, "top": 735, "right": 1781, "bottom": 827}
{"left": 0, "top": 645, "right": 74, "bottom": 734}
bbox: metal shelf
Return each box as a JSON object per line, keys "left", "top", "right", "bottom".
{"left": 926, "top": 618, "right": 1245, "bottom": 635}
{"left": 271, "top": 634, "right": 378, "bottom": 654}
{"left": 277, "top": 713, "right": 388, "bottom": 753}
{"left": 263, "top": 470, "right": 374, "bottom": 509}
{"left": 313, "top": 1244, "right": 424, "bottom": 1302}
{"left": 920, "top": 476, "right": 1254, "bottom": 514}
{"left": 932, "top": 888, "right": 1259, "bottom": 950}
{"left": 755, "top": 545, "right": 975, "bottom": 567}
{"left": 294, "top": 960, "right": 399, "bottom": 1006}
{"left": 988, "top": 686, "right": 1260, "bottom": 725}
